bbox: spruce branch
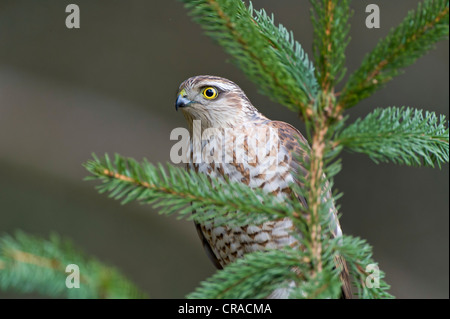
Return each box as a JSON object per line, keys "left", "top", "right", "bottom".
{"left": 251, "top": 7, "right": 319, "bottom": 105}
{"left": 306, "top": 121, "right": 329, "bottom": 275}
{"left": 289, "top": 266, "right": 342, "bottom": 299}
{"left": 310, "top": 0, "right": 352, "bottom": 91}
{"left": 0, "top": 232, "right": 146, "bottom": 299}
{"left": 83, "top": 153, "right": 304, "bottom": 227}
{"left": 287, "top": 105, "right": 353, "bottom": 297}
{"left": 339, "top": 0, "right": 449, "bottom": 108}
{"left": 335, "top": 236, "right": 393, "bottom": 299}
{"left": 179, "top": 0, "right": 318, "bottom": 113}
{"left": 335, "top": 107, "right": 450, "bottom": 167}
{"left": 187, "top": 248, "right": 308, "bottom": 299}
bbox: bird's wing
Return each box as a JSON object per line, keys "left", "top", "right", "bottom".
{"left": 186, "top": 163, "right": 224, "bottom": 270}
{"left": 268, "top": 120, "right": 352, "bottom": 299}
{"left": 267, "top": 120, "right": 310, "bottom": 208}
{"left": 195, "top": 222, "right": 224, "bottom": 270}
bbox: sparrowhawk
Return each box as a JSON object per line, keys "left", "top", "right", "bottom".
{"left": 175, "top": 75, "right": 351, "bottom": 299}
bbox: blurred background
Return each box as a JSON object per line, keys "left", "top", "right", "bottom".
{"left": 0, "top": 0, "right": 448, "bottom": 298}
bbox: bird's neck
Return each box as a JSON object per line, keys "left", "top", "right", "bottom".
{"left": 183, "top": 110, "right": 268, "bottom": 135}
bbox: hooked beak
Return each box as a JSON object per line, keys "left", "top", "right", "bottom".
{"left": 175, "top": 94, "right": 192, "bottom": 111}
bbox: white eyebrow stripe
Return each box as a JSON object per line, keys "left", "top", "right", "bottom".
{"left": 196, "top": 80, "right": 236, "bottom": 92}
{"left": 216, "top": 83, "right": 236, "bottom": 91}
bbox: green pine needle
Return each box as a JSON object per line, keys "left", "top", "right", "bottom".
{"left": 83, "top": 153, "right": 303, "bottom": 227}
{"left": 336, "top": 107, "right": 449, "bottom": 167}
{"left": 336, "top": 236, "right": 393, "bottom": 299}
{"left": 310, "top": 0, "right": 352, "bottom": 90}
{"left": 340, "top": 0, "right": 449, "bottom": 108}
{"left": 0, "top": 232, "right": 146, "bottom": 299}
{"left": 187, "top": 248, "right": 306, "bottom": 299}
{"left": 188, "top": 234, "right": 393, "bottom": 299}
{"left": 179, "top": 0, "right": 318, "bottom": 112}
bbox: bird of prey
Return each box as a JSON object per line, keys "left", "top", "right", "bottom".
{"left": 175, "top": 75, "right": 351, "bottom": 298}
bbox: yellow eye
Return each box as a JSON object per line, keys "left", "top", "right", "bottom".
{"left": 202, "top": 87, "right": 218, "bottom": 100}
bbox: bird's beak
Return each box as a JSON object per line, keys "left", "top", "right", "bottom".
{"left": 175, "top": 95, "right": 192, "bottom": 111}
{"left": 175, "top": 89, "right": 192, "bottom": 111}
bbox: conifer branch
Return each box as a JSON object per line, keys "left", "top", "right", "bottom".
{"left": 287, "top": 114, "right": 350, "bottom": 296}
{"left": 179, "top": 0, "right": 318, "bottom": 113}
{"left": 339, "top": 0, "right": 449, "bottom": 108}
{"left": 310, "top": 0, "right": 352, "bottom": 92}
{"left": 188, "top": 230, "right": 394, "bottom": 299}
{"left": 336, "top": 107, "right": 450, "bottom": 167}
{"left": 0, "top": 232, "right": 146, "bottom": 299}
{"left": 83, "top": 153, "right": 304, "bottom": 227}
{"left": 187, "top": 248, "right": 308, "bottom": 299}
{"left": 335, "top": 236, "right": 393, "bottom": 299}
{"left": 307, "top": 121, "right": 329, "bottom": 275}
{"left": 251, "top": 8, "right": 319, "bottom": 105}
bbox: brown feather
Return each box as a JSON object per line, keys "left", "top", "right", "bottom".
{"left": 268, "top": 120, "right": 352, "bottom": 299}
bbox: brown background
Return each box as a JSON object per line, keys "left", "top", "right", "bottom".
{"left": 0, "top": 0, "right": 448, "bottom": 298}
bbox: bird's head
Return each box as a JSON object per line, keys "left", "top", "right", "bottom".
{"left": 175, "top": 75, "right": 260, "bottom": 131}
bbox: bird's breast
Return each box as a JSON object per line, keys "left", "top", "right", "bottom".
{"left": 188, "top": 124, "right": 299, "bottom": 267}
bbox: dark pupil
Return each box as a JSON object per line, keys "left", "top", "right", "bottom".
{"left": 205, "top": 89, "right": 214, "bottom": 97}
